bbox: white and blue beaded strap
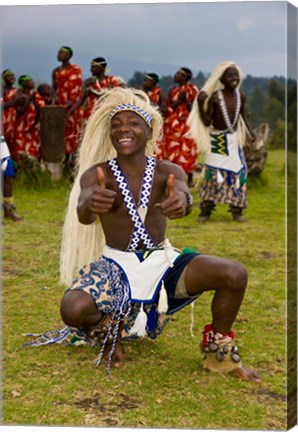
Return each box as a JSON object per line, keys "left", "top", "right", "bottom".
{"left": 108, "top": 157, "right": 156, "bottom": 251}
{"left": 110, "top": 104, "right": 152, "bottom": 127}
{"left": 218, "top": 89, "right": 241, "bottom": 133}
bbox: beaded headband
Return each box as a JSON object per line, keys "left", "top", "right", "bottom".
{"left": 179, "top": 68, "right": 192, "bottom": 78}
{"left": 91, "top": 60, "right": 106, "bottom": 69}
{"left": 2, "top": 69, "right": 14, "bottom": 78}
{"left": 18, "top": 75, "right": 32, "bottom": 89}
{"left": 144, "top": 74, "right": 159, "bottom": 83}
{"left": 60, "top": 47, "right": 73, "bottom": 57}
{"left": 144, "top": 74, "right": 154, "bottom": 81}
{"left": 110, "top": 103, "right": 152, "bottom": 127}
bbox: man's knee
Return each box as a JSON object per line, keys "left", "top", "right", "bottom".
{"left": 60, "top": 290, "right": 96, "bottom": 327}
{"left": 225, "top": 261, "right": 248, "bottom": 292}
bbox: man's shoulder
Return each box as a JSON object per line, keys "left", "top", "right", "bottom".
{"left": 156, "top": 159, "right": 184, "bottom": 176}
{"left": 210, "top": 90, "right": 220, "bottom": 104}
{"left": 80, "top": 161, "right": 110, "bottom": 184}
{"left": 188, "top": 82, "right": 199, "bottom": 91}
{"left": 156, "top": 158, "right": 171, "bottom": 169}
{"left": 82, "top": 161, "right": 107, "bottom": 174}
{"left": 70, "top": 64, "right": 82, "bottom": 74}
{"left": 168, "top": 85, "right": 176, "bottom": 94}
{"left": 239, "top": 89, "right": 246, "bottom": 100}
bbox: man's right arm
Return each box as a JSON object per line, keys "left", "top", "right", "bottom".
{"left": 67, "top": 78, "right": 90, "bottom": 117}
{"left": 198, "top": 91, "right": 214, "bottom": 126}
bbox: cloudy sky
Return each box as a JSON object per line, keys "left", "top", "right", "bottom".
{"left": 0, "top": 0, "right": 297, "bottom": 86}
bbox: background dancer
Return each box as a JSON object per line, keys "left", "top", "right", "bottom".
{"left": 67, "top": 57, "right": 119, "bottom": 122}
{"left": 1, "top": 135, "right": 23, "bottom": 222}
{"left": 1, "top": 70, "right": 26, "bottom": 221}
{"left": 164, "top": 67, "right": 199, "bottom": 187}
{"left": 52, "top": 46, "right": 83, "bottom": 172}
{"left": 143, "top": 73, "right": 167, "bottom": 117}
{"left": 14, "top": 75, "right": 42, "bottom": 162}
{"left": 1, "top": 69, "right": 22, "bottom": 162}
{"left": 143, "top": 72, "right": 168, "bottom": 160}
{"left": 188, "top": 61, "right": 256, "bottom": 222}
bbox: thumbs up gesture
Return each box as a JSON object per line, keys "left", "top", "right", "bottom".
{"left": 88, "top": 166, "right": 116, "bottom": 214}
{"left": 80, "top": 166, "right": 116, "bottom": 217}
{"left": 155, "top": 173, "right": 189, "bottom": 219}
{"left": 96, "top": 166, "right": 106, "bottom": 189}
{"left": 77, "top": 166, "right": 117, "bottom": 224}
{"left": 166, "top": 173, "right": 174, "bottom": 198}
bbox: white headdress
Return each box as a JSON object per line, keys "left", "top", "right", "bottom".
{"left": 60, "top": 87, "right": 163, "bottom": 286}
{"left": 187, "top": 61, "right": 248, "bottom": 154}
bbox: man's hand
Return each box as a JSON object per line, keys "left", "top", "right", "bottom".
{"left": 90, "top": 167, "right": 116, "bottom": 214}
{"left": 198, "top": 90, "right": 208, "bottom": 106}
{"left": 155, "top": 174, "right": 188, "bottom": 219}
{"left": 81, "top": 167, "right": 116, "bottom": 217}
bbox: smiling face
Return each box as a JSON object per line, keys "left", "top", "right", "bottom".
{"left": 110, "top": 110, "right": 152, "bottom": 157}
{"left": 221, "top": 67, "right": 240, "bottom": 90}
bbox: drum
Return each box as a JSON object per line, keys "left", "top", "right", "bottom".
{"left": 40, "top": 105, "right": 66, "bottom": 180}
{"left": 40, "top": 105, "right": 65, "bottom": 162}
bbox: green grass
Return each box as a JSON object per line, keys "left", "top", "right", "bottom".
{"left": 2, "top": 150, "right": 290, "bottom": 429}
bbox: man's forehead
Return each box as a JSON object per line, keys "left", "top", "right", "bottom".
{"left": 112, "top": 110, "right": 141, "bottom": 119}
{"left": 224, "top": 66, "right": 238, "bottom": 74}
{"left": 110, "top": 103, "right": 153, "bottom": 127}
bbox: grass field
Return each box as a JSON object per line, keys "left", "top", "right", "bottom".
{"left": 2, "top": 150, "right": 290, "bottom": 429}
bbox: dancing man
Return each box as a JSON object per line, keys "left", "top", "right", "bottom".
{"left": 188, "top": 61, "right": 256, "bottom": 222}
{"left": 27, "top": 87, "right": 260, "bottom": 383}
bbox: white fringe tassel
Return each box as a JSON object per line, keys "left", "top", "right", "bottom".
{"left": 217, "top": 169, "right": 224, "bottom": 184}
{"left": 157, "top": 280, "right": 168, "bottom": 314}
{"left": 128, "top": 303, "right": 148, "bottom": 337}
{"left": 235, "top": 175, "right": 240, "bottom": 189}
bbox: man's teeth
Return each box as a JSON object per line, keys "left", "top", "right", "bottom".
{"left": 119, "top": 138, "right": 132, "bottom": 143}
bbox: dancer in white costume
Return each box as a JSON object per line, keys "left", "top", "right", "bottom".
{"left": 188, "top": 61, "right": 256, "bottom": 222}
{"left": 26, "top": 87, "right": 260, "bottom": 382}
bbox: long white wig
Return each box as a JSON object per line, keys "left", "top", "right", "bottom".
{"left": 60, "top": 87, "right": 163, "bottom": 286}
{"left": 187, "top": 61, "right": 248, "bottom": 155}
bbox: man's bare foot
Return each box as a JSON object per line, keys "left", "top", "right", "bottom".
{"left": 231, "top": 365, "right": 261, "bottom": 382}
{"left": 103, "top": 341, "right": 125, "bottom": 368}
{"left": 111, "top": 341, "right": 125, "bottom": 368}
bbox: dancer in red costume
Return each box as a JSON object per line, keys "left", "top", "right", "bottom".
{"left": 14, "top": 75, "right": 43, "bottom": 161}
{"left": 1, "top": 69, "right": 23, "bottom": 161}
{"left": 52, "top": 46, "right": 83, "bottom": 171}
{"left": 68, "top": 57, "right": 119, "bottom": 122}
{"left": 143, "top": 73, "right": 167, "bottom": 160}
{"left": 164, "top": 67, "right": 199, "bottom": 187}
{"left": 1, "top": 70, "right": 25, "bottom": 221}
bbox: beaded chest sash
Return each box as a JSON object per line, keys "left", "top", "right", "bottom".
{"left": 108, "top": 156, "right": 156, "bottom": 251}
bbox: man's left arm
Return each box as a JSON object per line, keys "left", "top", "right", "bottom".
{"left": 240, "top": 91, "right": 256, "bottom": 141}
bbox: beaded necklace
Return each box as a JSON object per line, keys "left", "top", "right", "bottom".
{"left": 218, "top": 89, "right": 241, "bottom": 133}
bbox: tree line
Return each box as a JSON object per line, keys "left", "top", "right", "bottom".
{"left": 128, "top": 71, "right": 297, "bottom": 151}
